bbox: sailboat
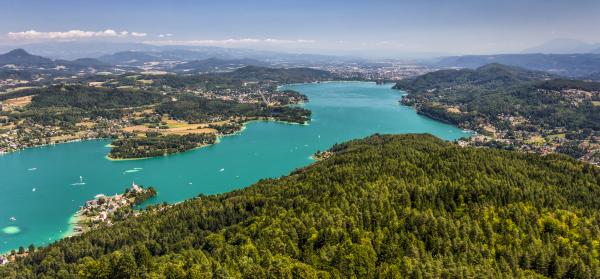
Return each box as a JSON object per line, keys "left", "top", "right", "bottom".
{"left": 71, "top": 176, "right": 86, "bottom": 186}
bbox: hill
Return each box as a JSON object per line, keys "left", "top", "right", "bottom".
{"left": 395, "top": 63, "right": 550, "bottom": 92}
{"left": 436, "top": 53, "right": 600, "bottom": 77}
{"left": 69, "top": 58, "right": 110, "bottom": 67}
{"left": 219, "top": 66, "right": 334, "bottom": 83}
{"left": 96, "top": 48, "right": 349, "bottom": 66}
{"left": 98, "top": 51, "right": 160, "bottom": 65}
{"left": 172, "top": 58, "right": 267, "bottom": 73}
{"left": 395, "top": 64, "right": 600, "bottom": 163}
{"left": 1, "top": 134, "right": 600, "bottom": 278}
{"left": 0, "top": 49, "right": 54, "bottom": 66}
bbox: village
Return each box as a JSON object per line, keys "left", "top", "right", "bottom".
{"left": 456, "top": 113, "right": 600, "bottom": 166}
{"left": 73, "top": 181, "right": 156, "bottom": 234}
{"left": 0, "top": 182, "right": 156, "bottom": 265}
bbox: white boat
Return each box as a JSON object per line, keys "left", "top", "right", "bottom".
{"left": 71, "top": 176, "right": 86, "bottom": 186}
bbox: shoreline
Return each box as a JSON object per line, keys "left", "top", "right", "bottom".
{"left": 105, "top": 142, "right": 216, "bottom": 161}
{"left": 2, "top": 81, "right": 314, "bottom": 157}
{"left": 105, "top": 117, "right": 309, "bottom": 160}
{"left": 0, "top": 136, "right": 112, "bottom": 156}
{"left": 0, "top": 80, "right": 474, "bottom": 256}
{"left": 63, "top": 212, "right": 85, "bottom": 238}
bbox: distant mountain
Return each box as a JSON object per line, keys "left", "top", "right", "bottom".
{"left": 0, "top": 49, "right": 117, "bottom": 79}
{"left": 0, "top": 48, "right": 54, "bottom": 65}
{"left": 172, "top": 57, "right": 268, "bottom": 72}
{"left": 69, "top": 58, "right": 110, "bottom": 67}
{"left": 583, "top": 72, "right": 600, "bottom": 81}
{"left": 436, "top": 53, "right": 600, "bottom": 77}
{"left": 523, "top": 38, "right": 600, "bottom": 54}
{"left": 0, "top": 69, "right": 33, "bottom": 80}
{"left": 0, "top": 41, "right": 353, "bottom": 65}
{"left": 98, "top": 51, "right": 161, "bottom": 65}
{"left": 0, "top": 42, "right": 163, "bottom": 60}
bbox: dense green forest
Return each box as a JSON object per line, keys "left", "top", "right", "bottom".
{"left": 29, "top": 85, "right": 164, "bottom": 110}
{"left": 156, "top": 96, "right": 311, "bottom": 124}
{"left": 109, "top": 133, "right": 217, "bottom": 159}
{"left": 2, "top": 134, "right": 600, "bottom": 278}
{"left": 395, "top": 64, "right": 600, "bottom": 131}
{"left": 1, "top": 85, "right": 164, "bottom": 127}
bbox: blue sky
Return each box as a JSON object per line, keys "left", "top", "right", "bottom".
{"left": 1, "top": 0, "right": 599, "bottom": 56}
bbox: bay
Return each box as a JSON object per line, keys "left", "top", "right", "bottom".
{"left": 0, "top": 82, "right": 471, "bottom": 253}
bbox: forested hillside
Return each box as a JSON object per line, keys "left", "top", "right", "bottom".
{"left": 395, "top": 64, "right": 600, "bottom": 164}
{"left": 2, "top": 134, "right": 600, "bottom": 278}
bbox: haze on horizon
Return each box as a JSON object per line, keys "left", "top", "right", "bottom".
{"left": 1, "top": 0, "right": 600, "bottom": 58}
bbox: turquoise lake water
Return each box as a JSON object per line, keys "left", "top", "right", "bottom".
{"left": 0, "top": 82, "right": 471, "bottom": 253}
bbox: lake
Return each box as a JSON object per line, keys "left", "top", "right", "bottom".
{"left": 0, "top": 81, "right": 471, "bottom": 253}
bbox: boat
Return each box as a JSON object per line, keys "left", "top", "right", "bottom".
{"left": 71, "top": 176, "right": 86, "bottom": 186}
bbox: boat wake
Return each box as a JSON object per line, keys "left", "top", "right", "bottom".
{"left": 71, "top": 176, "right": 86, "bottom": 186}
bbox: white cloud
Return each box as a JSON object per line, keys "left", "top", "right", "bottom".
{"left": 6, "top": 29, "right": 148, "bottom": 40}
{"left": 131, "top": 32, "right": 147, "bottom": 37}
{"left": 157, "top": 33, "right": 173, "bottom": 38}
{"left": 145, "top": 38, "right": 316, "bottom": 46}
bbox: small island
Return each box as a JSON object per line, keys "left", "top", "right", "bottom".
{"left": 72, "top": 182, "right": 157, "bottom": 234}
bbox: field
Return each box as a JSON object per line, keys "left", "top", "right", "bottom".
{"left": 2, "top": 95, "right": 33, "bottom": 107}
{"left": 123, "top": 119, "right": 217, "bottom": 136}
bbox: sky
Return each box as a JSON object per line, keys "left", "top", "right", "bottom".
{"left": 1, "top": 0, "right": 600, "bottom": 57}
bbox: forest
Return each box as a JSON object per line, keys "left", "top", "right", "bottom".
{"left": 28, "top": 85, "right": 164, "bottom": 110}
{"left": 109, "top": 133, "right": 217, "bottom": 159}
{"left": 395, "top": 64, "right": 600, "bottom": 131}
{"left": 2, "top": 134, "right": 599, "bottom": 278}
{"left": 156, "top": 96, "right": 311, "bottom": 124}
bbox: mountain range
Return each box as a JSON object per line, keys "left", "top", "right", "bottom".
{"left": 435, "top": 53, "right": 600, "bottom": 77}
{"left": 0, "top": 49, "right": 111, "bottom": 71}
{"left": 522, "top": 38, "right": 600, "bottom": 54}
{"left": 0, "top": 42, "right": 353, "bottom": 65}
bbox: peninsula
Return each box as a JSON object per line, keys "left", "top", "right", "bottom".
{"left": 0, "top": 62, "right": 325, "bottom": 158}
{"left": 72, "top": 182, "right": 157, "bottom": 235}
